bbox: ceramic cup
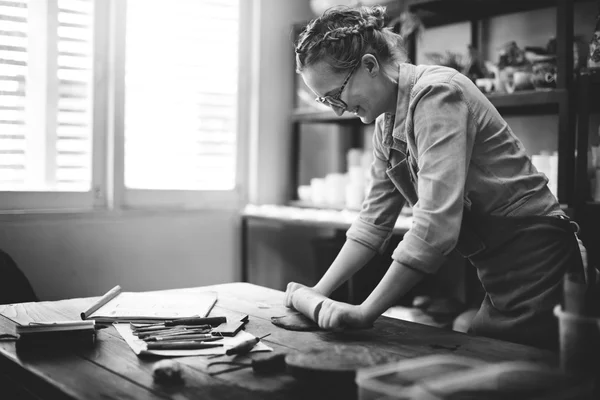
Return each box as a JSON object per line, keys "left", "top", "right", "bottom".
{"left": 505, "top": 70, "right": 534, "bottom": 93}
{"left": 531, "top": 61, "right": 557, "bottom": 89}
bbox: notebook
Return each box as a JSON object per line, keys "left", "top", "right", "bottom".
{"left": 80, "top": 286, "right": 218, "bottom": 324}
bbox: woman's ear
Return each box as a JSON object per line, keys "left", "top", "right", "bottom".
{"left": 361, "top": 54, "right": 380, "bottom": 76}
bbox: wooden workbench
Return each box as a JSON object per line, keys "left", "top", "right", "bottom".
{"left": 0, "top": 282, "right": 558, "bottom": 400}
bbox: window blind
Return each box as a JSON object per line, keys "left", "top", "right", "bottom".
{"left": 0, "top": 0, "right": 28, "bottom": 188}
{"left": 0, "top": 0, "right": 93, "bottom": 192}
{"left": 56, "top": 0, "right": 93, "bottom": 191}
{"left": 124, "top": 0, "right": 239, "bottom": 191}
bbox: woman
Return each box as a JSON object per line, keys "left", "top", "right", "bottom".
{"left": 285, "top": 5, "right": 586, "bottom": 350}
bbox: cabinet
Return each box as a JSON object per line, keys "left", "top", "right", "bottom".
{"left": 241, "top": 0, "right": 594, "bottom": 303}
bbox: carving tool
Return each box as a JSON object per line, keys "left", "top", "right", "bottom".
{"left": 137, "top": 327, "right": 210, "bottom": 340}
{"left": 131, "top": 316, "right": 226, "bottom": 330}
{"left": 144, "top": 334, "right": 223, "bottom": 343}
{"left": 165, "top": 316, "right": 226, "bottom": 327}
{"left": 146, "top": 341, "right": 223, "bottom": 350}
{"left": 132, "top": 324, "right": 210, "bottom": 334}
{"left": 208, "top": 352, "right": 287, "bottom": 376}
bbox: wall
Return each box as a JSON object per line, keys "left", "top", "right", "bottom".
{"left": 0, "top": 211, "right": 238, "bottom": 301}
{"left": 248, "top": 0, "right": 314, "bottom": 205}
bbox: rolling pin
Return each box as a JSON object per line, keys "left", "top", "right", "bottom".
{"left": 291, "top": 287, "right": 328, "bottom": 323}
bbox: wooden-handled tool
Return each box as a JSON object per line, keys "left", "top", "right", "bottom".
{"left": 208, "top": 353, "right": 287, "bottom": 376}
{"left": 291, "top": 288, "right": 327, "bottom": 323}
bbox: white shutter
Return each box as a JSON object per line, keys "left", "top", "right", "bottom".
{"left": 56, "top": 0, "right": 93, "bottom": 191}
{"left": 0, "top": 0, "right": 94, "bottom": 193}
{"left": 124, "top": 0, "right": 239, "bottom": 191}
{"left": 0, "top": 0, "right": 28, "bottom": 189}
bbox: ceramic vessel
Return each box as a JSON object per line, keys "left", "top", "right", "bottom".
{"left": 531, "top": 61, "right": 557, "bottom": 89}
{"left": 589, "top": 18, "right": 600, "bottom": 69}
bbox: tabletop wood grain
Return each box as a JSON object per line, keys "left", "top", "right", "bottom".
{"left": 0, "top": 282, "right": 558, "bottom": 400}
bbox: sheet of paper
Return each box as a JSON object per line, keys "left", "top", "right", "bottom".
{"left": 90, "top": 291, "right": 217, "bottom": 322}
{"left": 114, "top": 324, "right": 272, "bottom": 357}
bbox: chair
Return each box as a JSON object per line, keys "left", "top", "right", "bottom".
{"left": 0, "top": 249, "right": 37, "bottom": 304}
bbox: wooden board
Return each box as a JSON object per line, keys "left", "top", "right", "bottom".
{"left": 285, "top": 344, "right": 400, "bottom": 378}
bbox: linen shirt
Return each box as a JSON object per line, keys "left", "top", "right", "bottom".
{"left": 346, "top": 63, "right": 562, "bottom": 275}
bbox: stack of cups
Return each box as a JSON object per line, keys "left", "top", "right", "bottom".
{"left": 324, "top": 173, "right": 346, "bottom": 207}
{"left": 531, "top": 151, "right": 558, "bottom": 198}
{"left": 346, "top": 149, "right": 366, "bottom": 210}
{"left": 592, "top": 145, "right": 600, "bottom": 202}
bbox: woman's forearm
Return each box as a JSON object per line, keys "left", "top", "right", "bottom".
{"left": 360, "top": 261, "right": 427, "bottom": 321}
{"left": 313, "top": 239, "right": 376, "bottom": 296}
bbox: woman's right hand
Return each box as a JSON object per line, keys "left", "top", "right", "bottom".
{"left": 284, "top": 282, "right": 309, "bottom": 308}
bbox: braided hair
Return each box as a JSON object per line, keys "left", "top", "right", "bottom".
{"left": 294, "top": 6, "right": 407, "bottom": 78}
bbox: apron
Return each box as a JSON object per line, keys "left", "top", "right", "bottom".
{"left": 386, "top": 144, "right": 584, "bottom": 351}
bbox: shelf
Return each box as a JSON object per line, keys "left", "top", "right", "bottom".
{"left": 242, "top": 204, "right": 411, "bottom": 234}
{"left": 581, "top": 68, "right": 600, "bottom": 110}
{"left": 289, "top": 199, "right": 356, "bottom": 212}
{"left": 408, "top": 0, "right": 586, "bottom": 28}
{"left": 290, "top": 199, "right": 414, "bottom": 216}
{"left": 485, "top": 89, "right": 565, "bottom": 111}
{"left": 292, "top": 110, "right": 361, "bottom": 123}
{"left": 587, "top": 68, "right": 600, "bottom": 84}
{"left": 292, "top": 89, "right": 565, "bottom": 124}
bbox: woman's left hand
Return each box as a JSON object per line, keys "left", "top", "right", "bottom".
{"left": 316, "top": 299, "right": 373, "bottom": 330}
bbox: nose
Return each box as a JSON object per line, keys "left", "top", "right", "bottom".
{"left": 331, "top": 105, "right": 345, "bottom": 116}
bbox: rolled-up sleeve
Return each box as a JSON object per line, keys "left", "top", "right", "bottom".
{"left": 347, "top": 117, "right": 405, "bottom": 254}
{"left": 392, "top": 78, "right": 475, "bottom": 274}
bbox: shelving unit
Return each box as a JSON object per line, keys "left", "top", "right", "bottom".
{"left": 407, "top": 0, "right": 587, "bottom": 28}
{"left": 406, "top": 0, "right": 577, "bottom": 204}
{"left": 292, "top": 89, "right": 567, "bottom": 123}
{"left": 574, "top": 67, "right": 600, "bottom": 267}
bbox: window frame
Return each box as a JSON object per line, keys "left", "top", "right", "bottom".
{"left": 109, "top": 0, "right": 248, "bottom": 211}
{"left": 0, "top": 0, "right": 105, "bottom": 211}
{"left": 0, "top": 0, "right": 251, "bottom": 213}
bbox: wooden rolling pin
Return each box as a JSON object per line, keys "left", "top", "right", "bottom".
{"left": 291, "top": 287, "right": 328, "bottom": 323}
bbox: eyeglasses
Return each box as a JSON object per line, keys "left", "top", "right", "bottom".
{"left": 315, "top": 65, "right": 357, "bottom": 112}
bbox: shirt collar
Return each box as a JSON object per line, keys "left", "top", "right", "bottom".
{"left": 382, "top": 63, "right": 417, "bottom": 146}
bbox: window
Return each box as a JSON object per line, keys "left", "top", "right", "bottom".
{"left": 0, "top": 0, "right": 94, "bottom": 193}
{"left": 124, "top": 0, "right": 239, "bottom": 192}
{"left": 0, "top": 0, "right": 246, "bottom": 211}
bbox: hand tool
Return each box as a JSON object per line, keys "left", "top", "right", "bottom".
{"left": 131, "top": 316, "right": 226, "bottom": 330}
{"left": 137, "top": 326, "right": 211, "bottom": 340}
{"left": 226, "top": 333, "right": 271, "bottom": 356}
{"left": 0, "top": 333, "right": 19, "bottom": 341}
{"left": 208, "top": 333, "right": 271, "bottom": 359}
{"left": 146, "top": 341, "right": 223, "bottom": 351}
{"left": 291, "top": 288, "right": 326, "bottom": 323}
{"left": 132, "top": 324, "right": 210, "bottom": 334}
{"left": 164, "top": 316, "right": 226, "bottom": 327}
{"left": 145, "top": 334, "right": 222, "bottom": 343}
{"left": 208, "top": 352, "right": 287, "bottom": 376}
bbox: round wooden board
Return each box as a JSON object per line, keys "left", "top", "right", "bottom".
{"left": 285, "top": 344, "right": 394, "bottom": 381}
